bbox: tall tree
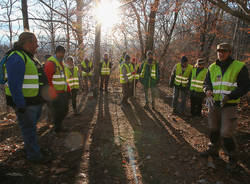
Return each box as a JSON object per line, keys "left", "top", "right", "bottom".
{"left": 21, "top": 0, "right": 29, "bottom": 31}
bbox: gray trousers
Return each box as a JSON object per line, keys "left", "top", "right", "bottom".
{"left": 144, "top": 86, "right": 157, "bottom": 105}
{"left": 172, "top": 86, "right": 187, "bottom": 113}
{"left": 208, "top": 106, "right": 237, "bottom": 138}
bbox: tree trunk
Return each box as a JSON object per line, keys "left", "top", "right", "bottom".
{"left": 92, "top": 22, "right": 101, "bottom": 97}
{"left": 131, "top": 3, "right": 144, "bottom": 59}
{"left": 76, "top": 0, "right": 84, "bottom": 63}
{"left": 145, "top": 0, "right": 160, "bottom": 57}
{"left": 21, "top": 0, "right": 29, "bottom": 31}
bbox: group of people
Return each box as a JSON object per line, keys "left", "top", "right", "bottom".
{"left": 119, "top": 43, "right": 250, "bottom": 173}
{"left": 119, "top": 51, "right": 160, "bottom": 110}
{"left": 3, "top": 31, "right": 250, "bottom": 174}
{"left": 2, "top": 31, "right": 113, "bottom": 163}
{"left": 169, "top": 43, "right": 249, "bottom": 172}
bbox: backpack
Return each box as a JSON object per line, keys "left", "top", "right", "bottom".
{"left": 0, "top": 49, "right": 26, "bottom": 84}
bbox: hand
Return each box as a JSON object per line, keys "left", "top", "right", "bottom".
{"left": 221, "top": 95, "right": 230, "bottom": 107}
{"left": 206, "top": 90, "right": 213, "bottom": 97}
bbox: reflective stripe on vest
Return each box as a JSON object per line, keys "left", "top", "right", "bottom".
{"left": 130, "top": 63, "right": 140, "bottom": 79}
{"left": 5, "top": 51, "right": 39, "bottom": 97}
{"left": 101, "top": 61, "right": 110, "bottom": 75}
{"left": 65, "top": 66, "right": 79, "bottom": 89}
{"left": 120, "top": 63, "right": 133, "bottom": 84}
{"left": 174, "top": 63, "right": 193, "bottom": 87}
{"left": 190, "top": 68, "right": 208, "bottom": 92}
{"left": 209, "top": 60, "right": 245, "bottom": 103}
{"left": 140, "top": 61, "right": 157, "bottom": 79}
{"left": 48, "top": 56, "right": 67, "bottom": 91}
{"left": 81, "top": 60, "right": 93, "bottom": 77}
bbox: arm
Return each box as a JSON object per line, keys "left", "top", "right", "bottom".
{"left": 169, "top": 64, "right": 176, "bottom": 87}
{"left": 228, "top": 66, "right": 250, "bottom": 99}
{"left": 5, "top": 53, "right": 25, "bottom": 108}
{"left": 122, "top": 65, "right": 129, "bottom": 82}
{"left": 156, "top": 63, "right": 160, "bottom": 84}
{"left": 44, "top": 61, "right": 57, "bottom": 98}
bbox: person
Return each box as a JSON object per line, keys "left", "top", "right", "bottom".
{"left": 169, "top": 56, "right": 193, "bottom": 115}
{"left": 99, "top": 53, "right": 112, "bottom": 92}
{"left": 81, "top": 58, "right": 93, "bottom": 92}
{"left": 4, "top": 32, "right": 49, "bottom": 163}
{"left": 130, "top": 57, "right": 140, "bottom": 97}
{"left": 189, "top": 58, "right": 208, "bottom": 118}
{"left": 139, "top": 50, "right": 160, "bottom": 110}
{"left": 201, "top": 43, "right": 250, "bottom": 172}
{"left": 120, "top": 54, "right": 133, "bottom": 105}
{"left": 119, "top": 52, "right": 126, "bottom": 65}
{"left": 44, "top": 45, "right": 69, "bottom": 133}
{"left": 65, "top": 56, "right": 80, "bottom": 115}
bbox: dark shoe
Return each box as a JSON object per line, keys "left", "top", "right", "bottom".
{"left": 226, "top": 158, "right": 240, "bottom": 173}
{"left": 74, "top": 108, "right": 80, "bottom": 115}
{"left": 172, "top": 109, "right": 178, "bottom": 115}
{"left": 28, "top": 154, "right": 52, "bottom": 164}
{"left": 144, "top": 104, "right": 150, "bottom": 110}
{"left": 200, "top": 144, "right": 219, "bottom": 158}
{"left": 121, "top": 101, "right": 129, "bottom": 106}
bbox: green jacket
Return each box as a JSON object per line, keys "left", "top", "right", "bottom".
{"left": 139, "top": 61, "right": 160, "bottom": 88}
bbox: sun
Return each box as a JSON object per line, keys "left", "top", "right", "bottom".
{"left": 94, "top": 0, "right": 121, "bottom": 29}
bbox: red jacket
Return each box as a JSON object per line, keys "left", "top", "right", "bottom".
{"left": 44, "top": 61, "right": 70, "bottom": 98}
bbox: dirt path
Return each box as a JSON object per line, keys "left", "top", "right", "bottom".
{"left": 0, "top": 78, "right": 249, "bottom": 184}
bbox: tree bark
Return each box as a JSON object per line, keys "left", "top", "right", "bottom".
{"left": 76, "top": 0, "right": 84, "bottom": 63}
{"left": 21, "top": 0, "right": 29, "bottom": 31}
{"left": 145, "top": 0, "right": 160, "bottom": 57}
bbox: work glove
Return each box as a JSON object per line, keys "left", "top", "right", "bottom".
{"left": 205, "top": 96, "right": 215, "bottom": 108}
{"left": 221, "top": 95, "right": 230, "bottom": 107}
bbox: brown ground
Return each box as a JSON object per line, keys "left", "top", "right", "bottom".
{"left": 0, "top": 78, "right": 249, "bottom": 184}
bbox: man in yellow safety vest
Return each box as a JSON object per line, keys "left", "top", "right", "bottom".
{"left": 44, "top": 45, "right": 69, "bottom": 133}
{"left": 120, "top": 54, "right": 133, "bottom": 105}
{"left": 81, "top": 58, "right": 93, "bottom": 92}
{"left": 130, "top": 57, "right": 140, "bottom": 96}
{"left": 189, "top": 58, "right": 208, "bottom": 118}
{"left": 201, "top": 43, "right": 250, "bottom": 172}
{"left": 4, "top": 32, "right": 49, "bottom": 163}
{"left": 169, "top": 56, "right": 193, "bottom": 115}
{"left": 65, "top": 56, "right": 80, "bottom": 115}
{"left": 99, "top": 53, "right": 112, "bottom": 93}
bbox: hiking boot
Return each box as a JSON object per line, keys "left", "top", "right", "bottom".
{"left": 144, "top": 103, "right": 150, "bottom": 110}
{"left": 152, "top": 102, "right": 155, "bottom": 110}
{"left": 172, "top": 109, "right": 178, "bottom": 115}
{"left": 200, "top": 144, "right": 219, "bottom": 158}
{"left": 226, "top": 157, "right": 240, "bottom": 173}
{"left": 28, "top": 154, "right": 52, "bottom": 164}
{"left": 74, "top": 108, "right": 80, "bottom": 115}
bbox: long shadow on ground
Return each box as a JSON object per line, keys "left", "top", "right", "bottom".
{"left": 88, "top": 93, "right": 128, "bottom": 184}
{"left": 123, "top": 100, "right": 200, "bottom": 184}
{"left": 0, "top": 96, "right": 98, "bottom": 184}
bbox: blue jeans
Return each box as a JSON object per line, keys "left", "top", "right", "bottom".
{"left": 16, "top": 104, "right": 42, "bottom": 159}
{"left": 172, "top": 86, "right": 187, "bottom": 113}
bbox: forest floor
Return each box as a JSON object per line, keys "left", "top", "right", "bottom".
{"left": 0, "top": 77, "right": 249, "bottom": 184}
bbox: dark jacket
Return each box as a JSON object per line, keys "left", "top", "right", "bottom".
{"left": 204, "top": 56, "right": 250, "bottom": 106}
{"left": 139, "top": 61, "right": 160, "bottom": 88}
{"left": 6, "top": 50, "right": 46, "bottom": 108}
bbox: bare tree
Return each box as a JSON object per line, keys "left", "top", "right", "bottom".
{"left": 21, "top": 0, "right": 29, "bottom": 30}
